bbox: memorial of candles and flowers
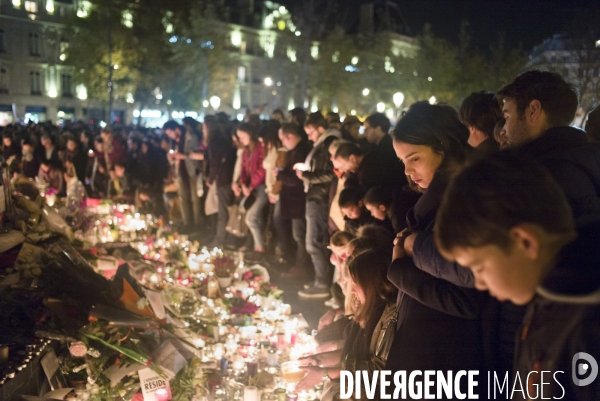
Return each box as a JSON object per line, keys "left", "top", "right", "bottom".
{"left": 0, "top": 183, "right": 319, "bottom": 401}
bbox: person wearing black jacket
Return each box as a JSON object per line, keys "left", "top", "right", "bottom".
{"left": 436, "top": 152, "right": 600, "bottom": 401}
{"left": 277, "top": 123, "right": 312, "bottom": 278}
{"left": 497, "top": 70, "right": 600, "bottom": 220}
{"left": 206, "top": 117, "right": 237, "bottom": 248}
{"left": 297, "top": 113, "right": 341, "bottom": 298}
{"left": 63, "top": 136, "right": 88, "bottom": 184}
{"left": 383, "top": 103, "right": 498, "bottom": 398}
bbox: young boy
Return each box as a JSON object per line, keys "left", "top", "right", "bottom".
{"left": 435, "top": 152, "right": 600, "bottom": 401}
{"left": 338, "top": 187, "right": 385, "bottom": 236}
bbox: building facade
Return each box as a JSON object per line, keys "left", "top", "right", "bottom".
{"left": 0, "top": 0, "right": 415, "bottom": 127}
{"left": 529, "top": 34, "right": 600, "bottom": 125}
{"left": 0, "top": 0, "right": 132, "bottom": 125}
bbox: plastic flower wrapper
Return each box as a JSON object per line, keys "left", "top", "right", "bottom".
{"left": 162, "top": 285, "right": 216, "bottom": 320}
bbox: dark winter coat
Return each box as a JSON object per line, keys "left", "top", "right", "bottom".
{"left": 63, "top": 148, "right": 87, "bottom": 184}
{"left": 302, "top": 130, "right": 340, "bottom": 203}
{"left": 385, "top": 170, "right": 514, "bottom": 389}
{"left": 279, "top": 139, "right": 312, "bottom": 220}
{"left": 346, "top": 150, "right": 405, "bottom": 193}
{"left": 513, "top": 219, "right": 600, "bottom": 401}
{"left": 516, "top": 126, "right": 600, "bottom": 220}
{"left": 207, "top": 136, "right": 236, "bottom": 188}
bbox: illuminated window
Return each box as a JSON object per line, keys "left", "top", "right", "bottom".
{"left": 30, "top": 71, "right": 41, "bottom": 95}
{"left": 28, "top": 33, "right": 40, "bottom": 56}
{"left": 237, "top": 66, "right": 246, "bottom": 83}
{"left": 46, "top": 0, "right": 54, "bottom": 14}
{"left": 311, "top": 42, "right": 319, "bottom": 59}
{"left": 122, "top": 10, "right": 133, "bottom": 28}
{"left": 59, "top": 39, "right": 68, "bottom": 61}
{"left": 77, "top": 0, "right": 90, "bottom": 18}
{"left": 24, "top": 0, "right": 37, "bottom": 13}
{"left": 12, "top": 0, "right": 21, "bottom": 8}
{"left": 231, "top": 31, "right": 242, "bottom": 47}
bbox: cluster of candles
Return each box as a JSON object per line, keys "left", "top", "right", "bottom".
{"left": 73, "top": 207, "right": 320, "bottom": 400}
{"left": 0, "top": 339, "right": 51, "bottom": 386}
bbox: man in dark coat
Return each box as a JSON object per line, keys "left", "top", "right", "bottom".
{"left": 436, "top": 152, "right": 600, "bottom": 401}
{"left": 277, "top": 123, "right": 312, "bottom": 278}
{"left": 363, "top": 112, "right": 398, "bottom": 166}
{"left": 297, "top": 113, "right": 340, "bottom": 298}
{"left": 497, "top": 70, "right": 600, "bottom": 219}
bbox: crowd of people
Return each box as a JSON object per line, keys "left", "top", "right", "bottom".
{"left": 3, "top": 70, "right": 600, "bottom": 400}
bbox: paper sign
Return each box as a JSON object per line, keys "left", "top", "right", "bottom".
{"left": 43, "top": 388, "right": 74, "bottom": 400}
{"left": 144, "top": 289, "right": 165, "bottom": 320}
{"left": 103, "top": 362, "right": 145, "bottom": 387}
{"left": 138, "top": 368, "right": 171, "bottom": 401}
{"left": 152, "top": 341, "right": 187, "bottom": 379}
{"left": 40, "top": 349, "right": 67, "bottom": 391}
{"left": 97, "top": 256, "right": 119, "bottom": 271}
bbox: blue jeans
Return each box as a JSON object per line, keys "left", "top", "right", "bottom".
{"left": 245, "top": 184, "right": 268, "bottom": 249}
{"left": 305, "top": 200, "right": 332, "bottom": 286}
{"left": 216, "top": 185, "right": 234, "bottom": 244}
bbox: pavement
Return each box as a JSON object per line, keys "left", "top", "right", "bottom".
{"left": 265, "top": 264, "right": 331, "bottom": 330}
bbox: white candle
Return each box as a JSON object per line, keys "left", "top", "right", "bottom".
{"left": 243, "top": 386, "right": 259, "bottom": 401}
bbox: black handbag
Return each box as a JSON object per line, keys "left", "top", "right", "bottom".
{"left": 240, "top": 190, "right": 256, "bottom": 212}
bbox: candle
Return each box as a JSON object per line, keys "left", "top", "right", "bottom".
{"left": 232, "top": 355, "right": 245, "bottom": 371}
{"left": 243, "top": 386, "right": 259, "bottom": 401}
{"left": 214, "top": 344, "right": 224, "bottom": 360}
{"left": 220, "top": 357, "right": 228, "bottom": 372}
{"left": 266, "top": 349, "right": 278, "bottom": 366}
{"left": 289, "top": 347, "right": 301, "bottom": 361}
{"left": 247, "top": 361, "right": 258, "bottom": 377}
{"left": 155, "top": 388, "right": 169, "bottom": 401}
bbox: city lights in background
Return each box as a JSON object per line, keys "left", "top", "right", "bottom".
{"left": 393, "top": 92, "right": 405, "bottom": 108}
{"left": 429, "top": 96, "right": 437, "bottom": 104}
{"left": 264, "top": 77, "right": 273, "bottom": 86}
{"left": 362, "top": 88, "right": 370, "bottom": 96}
{"left": 209, "top": 95, "right": 221, "bottom": 110}
{"left": 376, "top": 102, "right": 386, "bottom": 113}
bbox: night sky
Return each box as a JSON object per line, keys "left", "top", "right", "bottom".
{"left": 277, "top": 0, "right": 600, "bottom": 52}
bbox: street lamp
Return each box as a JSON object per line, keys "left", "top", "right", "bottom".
{"left": 362, "top": 88, "right": 370, "bottom": 96}
{"left": 429, "top": 96, "right": 436, "bottom": 105}
{"left": 393, "top": 92, "right": 404, "bottom": 108}
{"left": 376, "top": 102, "right": 385, "bottom": 113}
{"left": 264, "top": 77, "right": 273, "bottom": 86}
{"left": 209, "top": 95, "right": 221, "bottom": 110}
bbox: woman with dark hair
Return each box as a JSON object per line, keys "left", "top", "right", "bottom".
{"left": 2, "top": 132, "right": 20, "bottom": 161}
{"left": 260, "top": 120, "right": 288, "bottom": 258}
{"left": 295, "top": 250, "right": 398, "bottom": 398}
{"left": 232, "top": 122, "right": 268, "bottom": 262}
{"left": 206, "top": 116, "right": 237, "bottom": 248}
{"left": 384, "top": 102, "right": 497, "bottom": 393}
{"left": 79, "top": 129, "right": 93, "bottom": 154}
{"left": 63, "top": 135, "right": 87, "bottom": 184}
{"left": 90, "top": 136, "right": 108, "bottom": 198}
{"left": 288, "top": 107, "right": 308, "bottom": 140}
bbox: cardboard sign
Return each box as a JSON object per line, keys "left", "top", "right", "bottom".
{"left": 40, "top": 349, "right": 67, "bottom": 391}
{"left": 138, "top": 368, "right": 171, "bottom": 401}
